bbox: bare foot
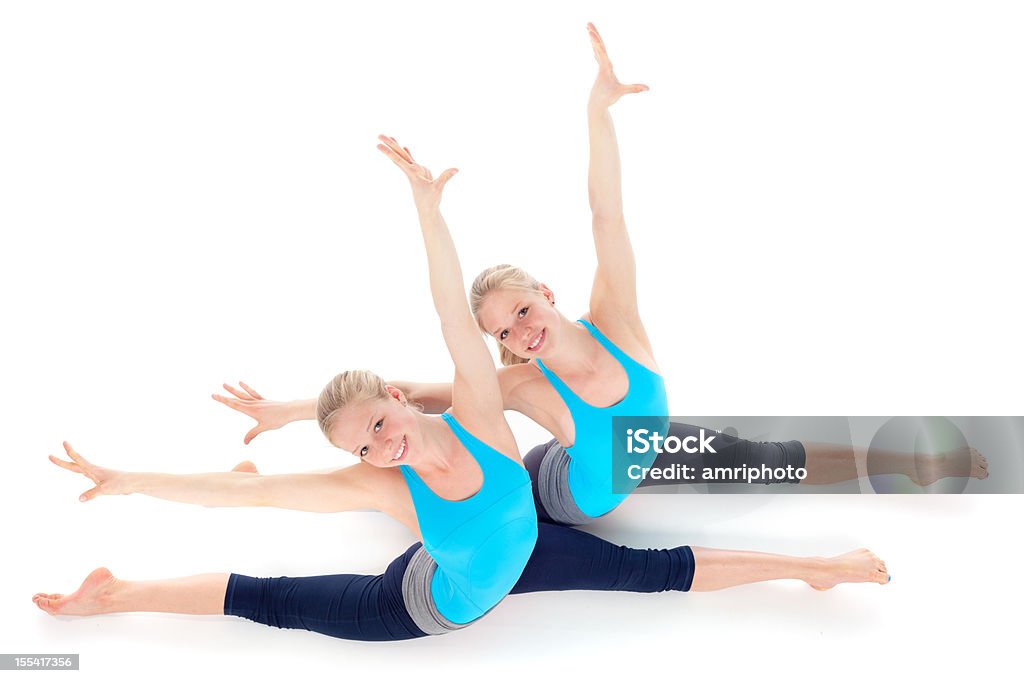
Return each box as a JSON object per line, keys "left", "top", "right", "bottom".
{"left": 909, "top": 446, "right": 988, "bottom": 487}
{"left": 231, "top": 460, "right": 259, "bottom": 474}
{"left": 807, "top": 549, "right": 889, "bottom": 591}
{"left": 32, "top": 567, "right": 119, "bottom": 616}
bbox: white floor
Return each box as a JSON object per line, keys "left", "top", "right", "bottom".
{"left": 3, "top": 1, "right": 1022, "bottom": 680}
{"left": 6, "top": 489, "right": 1019, "bottom": 680}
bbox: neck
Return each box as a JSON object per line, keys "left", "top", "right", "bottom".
{"left": 407, "top": 412, "right": 459, "bottom": 474}
{"left": 537, "top": 317, "right": 602, "bottom": 375}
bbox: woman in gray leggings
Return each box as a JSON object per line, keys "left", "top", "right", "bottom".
{"left": 211, "top": 23, "right": 987, "bottom": 526}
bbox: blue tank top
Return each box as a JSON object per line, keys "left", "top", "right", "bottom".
{"left": 534, "top": 319, "right": 669, "bottom": 518}
{"left": 398, "top": 412, "right": 538, "bottom": 625}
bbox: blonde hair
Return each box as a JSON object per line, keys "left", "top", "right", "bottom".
{"left": 470, "top": 264, "right": 544, "bottom": 367}
{"left": 316, "top": 370, "right": 424, "bottom": 449}
{"left": 316, "top": 370, "right": 390, "bottom": 447}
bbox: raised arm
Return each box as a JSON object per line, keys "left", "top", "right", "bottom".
{"left": 376, "top": 136, "right": 516, "bottom": 454}
{"left": 584, "top": 23, "right": 649, "bottom": 324}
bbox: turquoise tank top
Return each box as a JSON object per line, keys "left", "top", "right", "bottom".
{"left": 534, "top": 319, "right": 669, "bottom": 518}
{"left": 398, "top": 412, "right": 538, "bottom": 625}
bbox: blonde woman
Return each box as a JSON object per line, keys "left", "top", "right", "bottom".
{"left": 35, "top": 137, "right": 543, "bottom": 639}
{"left": 35, "top": 136, "right": 890, "bottom": 642}
{"left": 216, "top": 24, "right": 985, "bottom": 525}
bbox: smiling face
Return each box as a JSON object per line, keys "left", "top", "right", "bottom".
{"left": 327, "top": 391, "right": 421, "bottom": 468}
{"left": 475, "top": 285, "right": 562, "bottom": 361}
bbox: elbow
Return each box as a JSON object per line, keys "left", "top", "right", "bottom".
{"left": 591, "top": 213, "right": 626, "bottom": 233}
{"left": 588, "top": 195, "right": 624, "bottom": 224}
{"left": 438, "top": 316, "right": 478, "bottom": 337}
{"left": 243, "top": 476, "right": 272, "bottom": 508}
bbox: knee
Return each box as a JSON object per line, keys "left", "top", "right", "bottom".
{"left": 677, "top": 546, "right": 696, "bottom": 592}
{"left": 755, "top": 440, "right": 806, "bottom": 482}
{"left": 618, "top": 545, "right": 695, "bottom": 593}
{"left": 224, "top": 574, "right": 286, "bottom": 628}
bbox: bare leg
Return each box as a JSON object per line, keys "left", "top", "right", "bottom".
{"left": 800, "top": 441, "right": 988, "bottom": 486}
{"left": 33, "top": 568, "right": 230, "bottom": 616}
{"left": 690, "top": 547, "right": 889, "bottom": 592}
{"left": 33, "top": 546, "right": 891, "bottom": 620}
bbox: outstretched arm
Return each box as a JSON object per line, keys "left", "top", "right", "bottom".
{"left": 585, "top": 23, "right": 649, "bottom": 323}
{"left": 211, "top": 379, "right": 454, "bottom": 444}
{"left": 47, "top": 441, "right": 377, "bottom": 513}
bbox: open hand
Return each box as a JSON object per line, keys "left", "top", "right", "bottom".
{"left": 211, "top": 381, "right": 290, "bottom": 445}
{"left": 377, "top": 134, "right": 458, "bottom": 210}
{"left": 587, "top": 22, "right": 648, "bottom": 110}
{"left": 48, "top": 441, "right": 130, "bottom": 502}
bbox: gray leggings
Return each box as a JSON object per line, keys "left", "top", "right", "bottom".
{"left": 523, "top": 420, "right": 807, "bottom": 526}
{"left": 640, "top": 421, "right": 807, "bottom": 487}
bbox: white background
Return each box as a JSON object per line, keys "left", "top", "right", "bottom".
{"left": 2, "top": 1, "right": 1021, "bottom": 681}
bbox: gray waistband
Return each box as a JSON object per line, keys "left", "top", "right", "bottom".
{"left": 401, "top": 546, "right": 472, "bottom": 636}
{"left": 538, "top": 441, "right": 596, "bottom": 526}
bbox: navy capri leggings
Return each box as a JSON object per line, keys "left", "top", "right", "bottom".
{"left": 224, "top": 522, "right": 695, "bottom": 642}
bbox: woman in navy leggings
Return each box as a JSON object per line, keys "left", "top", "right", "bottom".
{"left": 221, "top": 523, "right": 696, "bottom": 641}
{"left": 32, "top": 501, "right": 888, "bottom": 642}
{"left": 34, "top": 436, "right": 889, "bottom": 642}
{"left": 32, "top": 29, "right": 892, "bottom": 640}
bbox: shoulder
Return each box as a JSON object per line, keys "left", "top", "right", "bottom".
{"left": 447, "top": 408, "right": 522, "bottom": 466}
{"left": 310, "top": 462, "right": 414, "bottom": 521}
{"left": 582, "top": 311, "right": 660, "bottom": 373}
{"left": 496, "top": 363, "right": 539, "bottom": 401}
{"left": 348, "top": 465, "right": 418, "bottom": 537}
{"left": 338, "top": 461, "right": 407, "bottom": 497}
{"left": 496, "top": 362, "right": 559, "bottom": 418}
